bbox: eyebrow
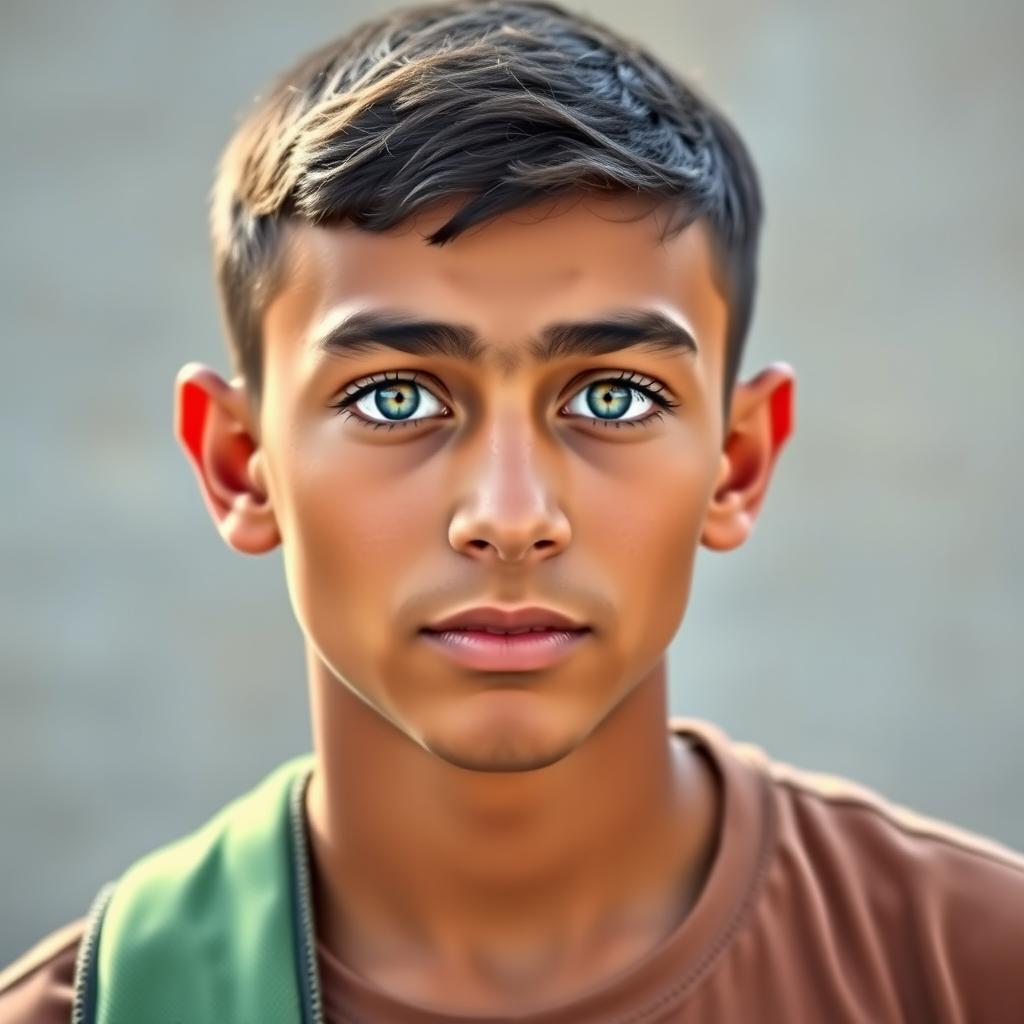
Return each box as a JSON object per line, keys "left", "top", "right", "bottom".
{"left": 310, "top": 306, "right": 698, "bottom": 376}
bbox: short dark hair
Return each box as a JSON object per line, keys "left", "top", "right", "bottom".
{"left": 210, "top": 0, "right": 763, "bottom": 421}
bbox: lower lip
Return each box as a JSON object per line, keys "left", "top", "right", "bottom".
{"left": 419, "top": 628, "right": 591, "bottom": 671}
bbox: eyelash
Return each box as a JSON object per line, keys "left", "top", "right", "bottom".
{"left": 328, "top": 370, "right": 681, "bottom": 432}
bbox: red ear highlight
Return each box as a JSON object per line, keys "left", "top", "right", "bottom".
{"left": 179, "top": 379, "right": 207, "bottom": 466}
{"left": 770, "top": 376, "right": 794, "bottom": 451}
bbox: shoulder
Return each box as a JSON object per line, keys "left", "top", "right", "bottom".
{"left": 763, "top": 750, "right": 1024, "bottom": 1012}
{"left": 765, "top": 751, "right": 1024, "bottom": 883}
{"left": 0, "top": 918, "right": 84, "bottom": 1024}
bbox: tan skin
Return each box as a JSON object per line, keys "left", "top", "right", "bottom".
{"left": 174, "top": 192, "right": 794, "bottom": 1015}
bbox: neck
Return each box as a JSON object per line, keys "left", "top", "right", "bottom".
{"left": 303, "top": 651, "right": 720, "bottom": 1010}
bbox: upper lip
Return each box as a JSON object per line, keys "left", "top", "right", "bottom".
{"left": 422, "top": 605, "right": 589, "bottom": 633}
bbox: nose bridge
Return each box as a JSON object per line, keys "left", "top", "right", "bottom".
{"left": 476, "top": 398, "right": 555, "bottom": 522}
{"left": 449, "top": 392, "right": 570, "bottom": 562}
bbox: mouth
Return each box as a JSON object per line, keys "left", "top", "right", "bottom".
{"left": 422, "top": 605, "right": 589, "bottom": 634}
{"left": 418, "top": 626, "right": 591, "bottom": 672}
{"left": 418, "top": 605, "right": 592, "bottom": 671}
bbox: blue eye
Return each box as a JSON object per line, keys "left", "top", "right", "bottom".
{"left": 329, "top": 370, "right": 679, "bottom": 431}
{"left": 329, "top": 372, "right": 444, "bottom": 431}
{"left": 562, "top": 373, "right": 678, "bottom": 428}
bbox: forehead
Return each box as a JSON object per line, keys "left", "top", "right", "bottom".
{"left": 263, "top": 193, "right": 728, "bottom": 378}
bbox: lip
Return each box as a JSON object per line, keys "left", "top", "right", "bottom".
{"left": 418, "top": 627, "right": 591, "bottom": 672}
{"left": 423, "top": 605, "right": 588, "bottom": 633}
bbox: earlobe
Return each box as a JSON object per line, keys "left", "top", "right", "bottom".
{"left": 173, "top": 362, "right": 281, "bottom": 555}
{"left": 700, "top": 363, "right": 795, "bottom": 552}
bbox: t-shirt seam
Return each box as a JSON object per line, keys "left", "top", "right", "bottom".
{"left": 774, "top": 776, "right": 1024, "bottom": 878}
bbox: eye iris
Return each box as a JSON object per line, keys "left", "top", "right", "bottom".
{"left": 586, "top": 383, "right": 631, "bottom": 419}
{"left": 376, "top": 383, "right": 420, "bottom": 420}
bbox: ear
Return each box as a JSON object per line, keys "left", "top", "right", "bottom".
{"left": 700, "top": 362, "right": 796, "bottom": 552}
{"left": 173, "top": 362, "right": 281, "bottom": 554}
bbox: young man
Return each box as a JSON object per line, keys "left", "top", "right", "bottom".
{"left": 3, "top": 1, "right": 1022, "bottom": 1020}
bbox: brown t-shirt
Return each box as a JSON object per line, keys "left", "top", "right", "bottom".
{"left": 3, "top": 716, "right": 1024, "bottom": 1023}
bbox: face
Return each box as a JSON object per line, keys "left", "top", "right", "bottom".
{"left": 188, "top": 193, "right": 789, "bottom": 773}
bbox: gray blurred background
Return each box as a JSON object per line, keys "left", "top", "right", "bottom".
{"left": 2, "top": 0, "right": 1021, "bottom": 962}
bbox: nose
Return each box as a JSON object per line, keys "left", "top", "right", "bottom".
{"left": 447, "top": 406, "right": 572, "bottom": 565}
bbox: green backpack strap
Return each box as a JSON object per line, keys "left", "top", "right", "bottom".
{"left": 72, "top": 754, "right": 322, "bottom": 1024}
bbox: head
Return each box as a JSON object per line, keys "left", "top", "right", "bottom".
{"left": 178, "top": 0, "right": 795, "bottom": 771}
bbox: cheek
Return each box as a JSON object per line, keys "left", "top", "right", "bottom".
{"left": 271, "top": 429, "right": 437, "bottom": 660}
{"left": 585, "top": 441, "right": 716, "bottom": 647}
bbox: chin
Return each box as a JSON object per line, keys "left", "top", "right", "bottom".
{"left": 417, "top": 695, "right": 583, "bottom": 773}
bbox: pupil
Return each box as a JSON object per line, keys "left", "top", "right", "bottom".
{"left": 588, "top": 383, "right": 630, "bottom": 419}
{"left": 376, "top": 383, "right": 419, "bottom": 420}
